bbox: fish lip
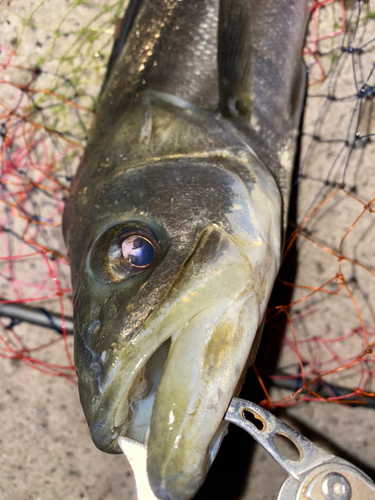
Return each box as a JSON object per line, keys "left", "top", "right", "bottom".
{"left": 89, "top": 409, "right": 121, "bottom": 453}
{"left": 86, "top": 368, "right": 140, "bottom": 452}
{"left": 87, "top": 333, "right": 174, "bottom": 452}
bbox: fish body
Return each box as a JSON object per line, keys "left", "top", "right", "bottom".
{"left": 63, "top": 1, "right": 309, "bottom": 499}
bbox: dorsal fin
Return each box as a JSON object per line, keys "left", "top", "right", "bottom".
{"left": 218, "top": 0, "right": 309, "bottom": 214}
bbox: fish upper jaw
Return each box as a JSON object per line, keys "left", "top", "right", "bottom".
{"left": 147, "top": 289, "right": 264, "bottom": 500}
{"left": 78, "top": 223, "right": 279, "bottom": 499}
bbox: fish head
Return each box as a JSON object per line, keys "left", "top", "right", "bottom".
{"left": 63, "top": 152, "right": 282, "bottom": 500}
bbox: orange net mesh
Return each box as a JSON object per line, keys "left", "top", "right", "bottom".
{"left": 0, "top": 0, "right": 126, "bottom": 381}
{"left": 0, "top": 0, "right": 375, "bottom": 406}
{"left": 256, "top": 0, "right": 375, "bottom": 408}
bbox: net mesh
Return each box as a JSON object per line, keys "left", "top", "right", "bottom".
{"left": 0, "top": 0, "right": 374, "bottom": 405}
{"left": 0, "top": 0, "right": 127, "bottom": 381}
{"left": 257, "top": 0, "right": 375, "bottom": 408}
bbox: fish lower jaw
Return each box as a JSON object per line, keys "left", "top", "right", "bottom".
{"left": 89, "top": 338, "right": 170, "bottom": 453}
{"left": 112, "top": 337, "right": 172, "bottom": 446}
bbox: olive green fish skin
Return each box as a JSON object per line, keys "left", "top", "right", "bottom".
{"left": 63, "top": 1, "right": 309, "bottom": 499}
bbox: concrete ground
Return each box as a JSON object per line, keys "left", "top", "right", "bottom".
{"left": 1, "top": 1, "right": 375, "bottom": 499}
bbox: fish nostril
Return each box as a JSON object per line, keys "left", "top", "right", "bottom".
{"left": 88, "top": 318, "right": 101, "bottom": 335}
{"left": 90, "top": 303, "right": 101, "bottom": 319}
{"left": 90, "top": 361, "right": 101, "bottom": 376}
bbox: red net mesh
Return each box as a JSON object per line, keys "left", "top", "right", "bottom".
{"left": 0, "top": 0, "right": 127, "bottom": 381}
{"left": 256, "top": 0, "right": 375, "bottom": 408}
{"left": 0, "top": 0, "right": 374, "bottom": 406}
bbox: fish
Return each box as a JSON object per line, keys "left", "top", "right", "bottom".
{"left": 62, "top": 1, "right": 309, "bottom": 499}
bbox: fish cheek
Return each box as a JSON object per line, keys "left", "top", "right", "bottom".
{"left": 73, "top": 271, "right": 152, "bottom": 375}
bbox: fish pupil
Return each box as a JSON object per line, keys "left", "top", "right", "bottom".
{"left": 122, "top": 235, "right": 155, "bottom": 268}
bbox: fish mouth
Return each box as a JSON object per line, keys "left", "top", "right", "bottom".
{"left": 87, "top": 225, "right": 267, "bottom": 500}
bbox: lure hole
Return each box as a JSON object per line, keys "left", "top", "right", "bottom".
{"left": 273, "top": 433, "right": 301, "bottom": 462}
{"left": 241, "top": 409, "right": 266, "bottom": 431}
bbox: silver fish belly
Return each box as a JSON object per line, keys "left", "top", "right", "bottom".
{"left": 62, "top": 1, "right": 309, "bottom": 499}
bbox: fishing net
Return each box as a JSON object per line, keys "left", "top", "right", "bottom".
{"left": 0, "top": 0, "right": 127, "bottom": 381}
{"left": 0, "top": 0, "right": 374, "bottom": 408}
{"left": 258, "top": 0, "right": 375, "bottom": 409}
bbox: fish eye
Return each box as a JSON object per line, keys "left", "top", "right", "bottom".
{"left": 89, "top": 222, "right": 166, "bottom": 283}
{"left": 122, "top": 235, "right": 155, "bottom": 268}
